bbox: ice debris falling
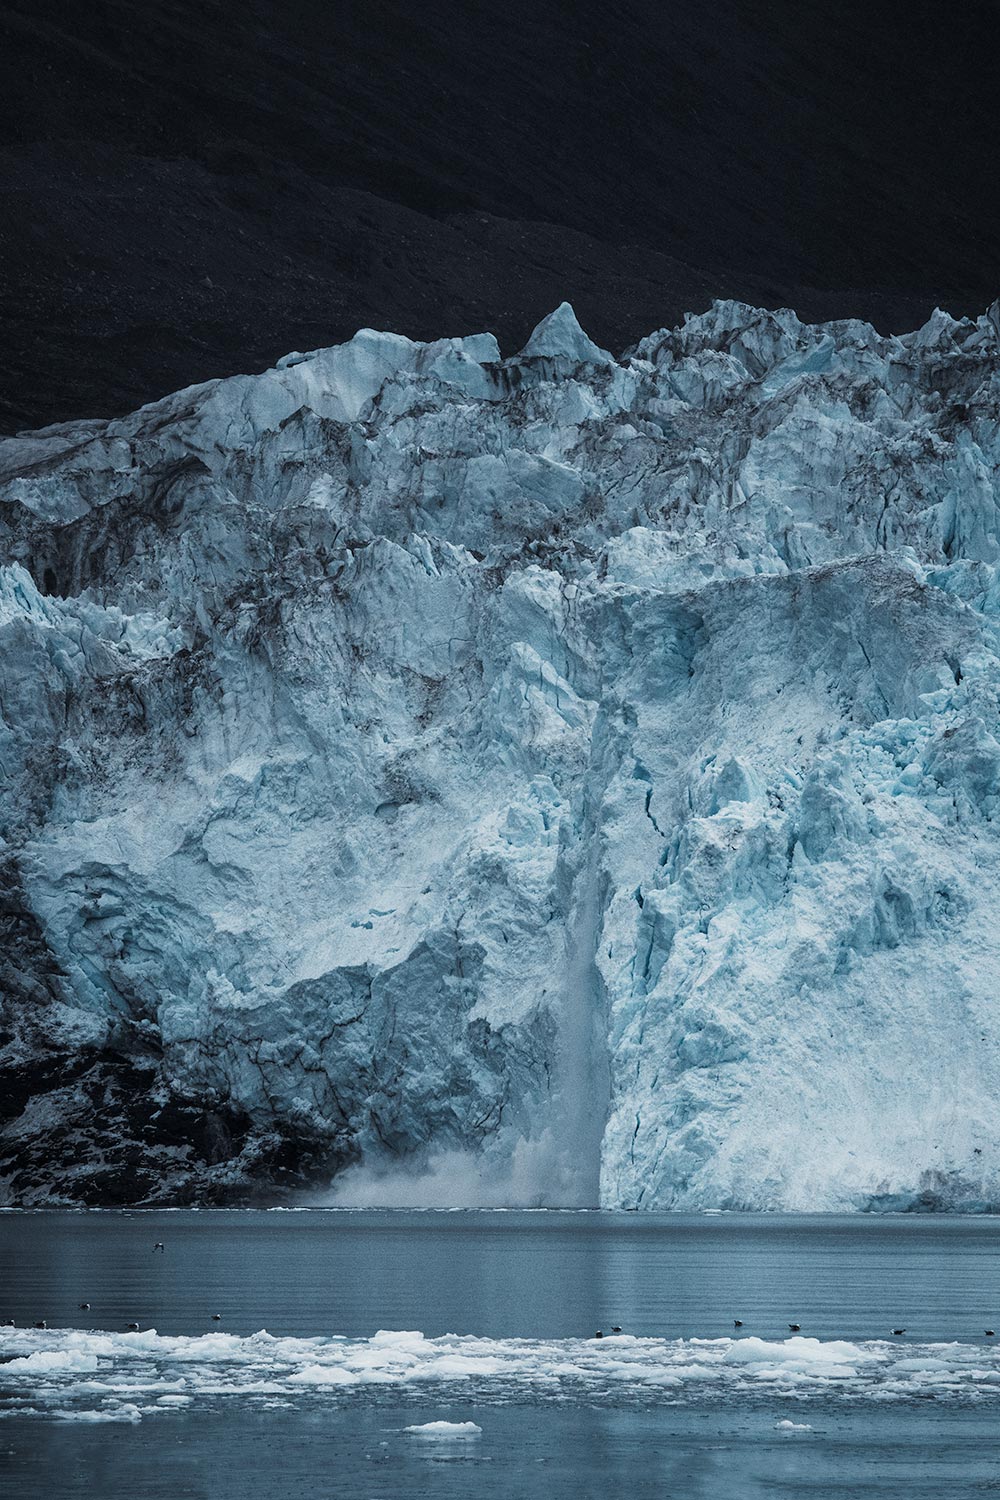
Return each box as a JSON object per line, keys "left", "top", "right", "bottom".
{"left": 2, "top": 297, "right": 1000, "bottom": 1209}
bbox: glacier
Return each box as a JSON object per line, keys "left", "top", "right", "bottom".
{"left": 2, "top": 297, "right": 1000, "bottom": 1209}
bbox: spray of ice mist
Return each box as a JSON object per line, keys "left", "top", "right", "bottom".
{"left": 325, "top": 784, "right": 611, "bottom": 1210}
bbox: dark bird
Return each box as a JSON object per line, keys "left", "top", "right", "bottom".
{"left": 152, "top": 1242, "right": 164, "bottom": 1252}
{"left": 34, "top": 1320, "right": 47, "bottom": 1329}
{"left": 127, "top": 1322, "right": 140, "bottom": 1331}
{"left": 594, "top": 1330, "right": 604, "bottom": 1339}
{"left": 3, "top": 1319, "right": 14, "bottom": 1327}
{"left": 212, "top": 1313, "right": 222, "bottom": 1321}
{"left": 788, "top": 1324, "right": 801, "bottom": 1332}
{"left": 734, "top": 1319, "right": 743, "bottom": 1328}
{"left": 891, "top": 1328, "right": 906, "bottom": 1336}
{"left": 986, "top": 1329, "right": 996, "bottom": 1337}
{"left": 79, "top": 1303, "right": 90, "bottom": 1311}
{"left": 611, "top": 1326, "right": 622, "bottom": 1334}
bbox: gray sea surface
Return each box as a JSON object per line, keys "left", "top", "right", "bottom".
{"left": 2, "top": 1209, "right": 1000, "bottom": 1497}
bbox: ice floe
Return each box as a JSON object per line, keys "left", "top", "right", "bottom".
{"left": 3, "top": 1326, "right": 1000, "bottom": 1422}
{"left": 404, "top": 1420, "right": 483, "bottom": 1436}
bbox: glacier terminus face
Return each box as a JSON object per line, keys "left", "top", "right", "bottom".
{"left": 3, "top": 297, "right": 1000, "bottom": 1210}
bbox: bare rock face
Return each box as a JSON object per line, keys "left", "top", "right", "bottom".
{"left": 3, "top": 300, "right": 1000, "bottom": 1208}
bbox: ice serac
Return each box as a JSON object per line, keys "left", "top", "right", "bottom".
{"left": 2, "top": 299, "right": 1000, "bottom": 1209}
{"left": 518, "top": 301, "right": 613, "bottom": 364}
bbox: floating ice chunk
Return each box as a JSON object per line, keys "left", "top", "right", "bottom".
{"left": 286, "top": 1364, "right": 356, "bottom": 1386}
{"left": 53, "top": 1403, "right": 142, "bottom": 1423}
{"left": 722, "top": 1336, "right": 879, "bottom": 1379}
{"left": 774, "top": 1419, "right": 812, "bottom": 1431}
{"left": 5, "top": 1350, "right": 100, "bottom": 1373}
{"left": 404, "top": 1420, "right": 483, "bottom": 1436}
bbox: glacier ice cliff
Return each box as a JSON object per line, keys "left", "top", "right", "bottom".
{"left": 3, "top": 298, "right": 1000, "bottom": 1209}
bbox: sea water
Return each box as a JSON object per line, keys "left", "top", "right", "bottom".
{"left": 2, "top": 1210, "right": 1000, "bottom": 1497}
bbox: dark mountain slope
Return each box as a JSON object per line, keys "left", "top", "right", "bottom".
{"left": 1, "top": 0, "right": 997, "bottom": 430}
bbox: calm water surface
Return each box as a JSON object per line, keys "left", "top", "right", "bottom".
{"left": 2, "top": 1210, "right": 1000, "bottom": 1498}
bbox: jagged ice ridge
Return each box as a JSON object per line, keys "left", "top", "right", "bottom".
{"left": 2, "top": 297, "right": 1000, "bottom": 1209}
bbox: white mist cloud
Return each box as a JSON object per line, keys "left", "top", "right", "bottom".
{"left": 318, "top": 1130, "right": 597, "bottom": 1209}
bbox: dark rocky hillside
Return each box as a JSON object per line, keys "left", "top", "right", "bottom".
{"left": 1, "top": 0, "right": 997, "bottom": 430}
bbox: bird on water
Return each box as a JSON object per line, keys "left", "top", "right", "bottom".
{"left": 734, "top": 1319, "right": 743, "bottom": 1328}
{"left": 788, "top": 1323, "right": 801, "bottom": 1332}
